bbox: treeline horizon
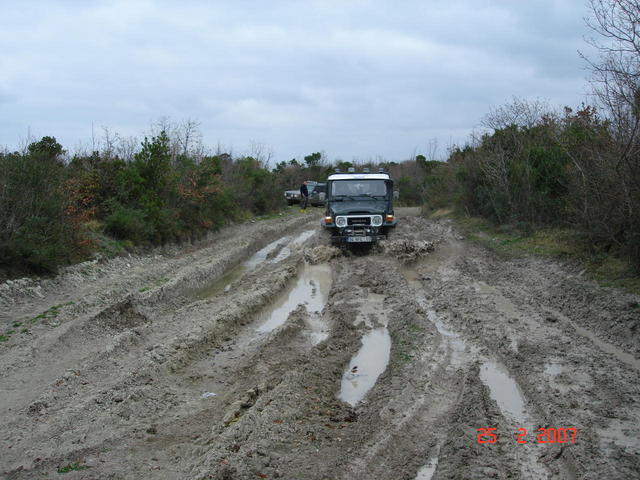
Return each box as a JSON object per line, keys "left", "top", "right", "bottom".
{"left": 0, "top": 126, "right": 427, "bottom": 277}
{"left": 2, "top": 0, "right": 638, "bottom": 279}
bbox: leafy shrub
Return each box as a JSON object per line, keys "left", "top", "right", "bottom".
{"left": 104, "top": 202, "right": 153, "bottom": 244}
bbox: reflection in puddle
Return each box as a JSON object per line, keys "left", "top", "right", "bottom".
{"left": 256, "top": 263, "right": 331, "bottom": 333}
{"left": 339, "top": 328, "right": 391, "bottom": 406}
{"left": 414, "top": 454, "right": 438, "bottom": 480}
{"left": 480, "top": 359, "right": 529, "bottom": 425}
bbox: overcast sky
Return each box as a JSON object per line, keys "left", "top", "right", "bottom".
{"left": 0, "top": 0, "right": 595, "bottom": 162}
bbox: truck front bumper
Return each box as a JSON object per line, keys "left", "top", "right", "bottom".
{"left": 331, "top": 226, "right": 386, "bottom": 243}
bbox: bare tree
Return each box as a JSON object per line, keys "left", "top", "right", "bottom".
{"left": 101, "top": 127, "right": 117, "bottom": 159}
{"left": 176, "top": 118, "right": 203, "bottom": 160}
{"left": 582, "top": 0, "right": 640, "bottom": 158}
{"left": 482, "top": 97, "right": 551, "bottom": 130}
{"left": 248, "top": 141, "right": 274, "bottom": 167}
{"left": 577, "top": 0, "right": 640, "bottom": 267}
{"left": 117, "top": 135, "right": 139, "bottom": 162}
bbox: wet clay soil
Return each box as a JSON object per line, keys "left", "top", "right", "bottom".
{"left": 0, "top": 208, "right": 639, "bottom": 479}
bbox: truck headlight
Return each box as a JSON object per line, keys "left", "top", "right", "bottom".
{"left": 336, "top": 216, "right": 347, "bottom": 227}
{"left": 371, "top": 215, "right": 383, "bottom": 227}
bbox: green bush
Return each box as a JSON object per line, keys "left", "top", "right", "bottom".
{"left": 104, "top": 202, "right": 153, "bottom": 244}
{"left": 0, "top": 140, "right": 74, "bottom": 274}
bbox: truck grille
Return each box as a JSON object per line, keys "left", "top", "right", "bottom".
{"left": 347, "top": 217, "right": 370, "bottom": 226}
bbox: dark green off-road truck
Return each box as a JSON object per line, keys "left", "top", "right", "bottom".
{"left": 321, "top": 168, "right": 397, "bottom": 244}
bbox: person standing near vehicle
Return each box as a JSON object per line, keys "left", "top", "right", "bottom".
{"left": 299, "top": 181, "right": 309, "bottom": 211}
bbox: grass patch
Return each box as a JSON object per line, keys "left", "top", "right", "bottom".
{"left": 443, "top": 213, "right": 640, "bottom": 295}
{"left": 0, "top": 334, "right": 9, "bottom": 342}
{"left": 29, "top": 301, "right": 75, "bottom": 323}
{"left": 588, "top": 256, "right": 640, "bottom": 293}
{"left": 396, "top": 351, "right": 414, "bottom": 363}
{"left": 57, "top": 462, "right": 89, "bottom": 473}
{"left": 427, "top": 207, "right": 454, "bottom": 219}
{"left": 408, "top": 323, "right": 426, "bottom": 334}
{"left": 89, "top": 231, "right": 130, "bottom": 257}
{"left": 138, "top": 277, "right": 170, "bottom": 293}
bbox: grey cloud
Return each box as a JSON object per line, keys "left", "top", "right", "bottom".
{"left": 0, "top": 0, "right": 593, "bottom": 160}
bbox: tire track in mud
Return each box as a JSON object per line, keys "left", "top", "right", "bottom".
{"left": 2, "top": 210, "right": 639, "bottom": 479}
{"left": 400, "top": 245, "right": 577, "bottom": 480}
{"left": 412, "top": 228, "right": 640, "bottom": 479}
{"left": 1, "top": 215, "right": 319, "bottom": 477}
{"left": 186, "top": 255, "right": 439, "bottom": 480}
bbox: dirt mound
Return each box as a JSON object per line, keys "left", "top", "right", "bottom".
{"left": 380, "top": 238, "right": 435, "bottom": 262}
{"left": 304, "top": 245, "right": 341, "bottom": 264}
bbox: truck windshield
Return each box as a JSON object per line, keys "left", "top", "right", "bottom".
{"left": 331, "top": 180, "right": 387, "bottom": 198}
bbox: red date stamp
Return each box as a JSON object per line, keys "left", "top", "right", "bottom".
{"left": 477, "top": 427, "right": 577, "bottom": 444}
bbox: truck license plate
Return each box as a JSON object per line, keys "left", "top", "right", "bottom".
{"left": 347, "top": 236, "right": 372, "bottom": 243}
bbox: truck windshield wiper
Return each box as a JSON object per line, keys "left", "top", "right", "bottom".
{"left": 355, "top": 194, "right": 386, "bottom": 199}
{"left": 333, "top": 195, "right": 355, "bottom": 200}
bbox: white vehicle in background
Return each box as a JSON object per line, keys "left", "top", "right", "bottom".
{"left": 284, "top": 180, "right": 318, "bottom": 206}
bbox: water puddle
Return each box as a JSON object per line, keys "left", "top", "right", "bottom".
{"left": 402, "top": 260, "right": 548, "bottom": 478}
{"left": 196, "top": 264, "right": 246, "bottom": 298}
{"left": 270, "top": 229, "right": 316, "bottom": 263}
{"left": 339, "top": 327, "right": 392, "bottom": 406}
{"left": 480, "top": 359, "right": 530, "bottom": 425}
{"left": 245, "top": 237, "right": 290, "bottom": 268}
{"left": 479, "top": 359, "right": 549, "bottom": 479}
{"left": 198, "top": 228, "right": 318, "bottom": 299}
{"left": 256, "top": 262, "right": 331, "bottom": 333}
{"left": 414, "top": 454, "right": 439, "bottom": 480}
{"left": 548, "top": 308, "right": 640, "bottom": 371}
{"left": 196, "top": 236, "right": 293, "bottom": 298}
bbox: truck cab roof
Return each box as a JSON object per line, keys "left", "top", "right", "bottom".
{"left": 327, "top": 173, "right": 390, "bottom": 181}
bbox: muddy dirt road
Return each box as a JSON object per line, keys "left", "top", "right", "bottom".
{"left": 1, "top": 209, "right": 639, "bottom": 479}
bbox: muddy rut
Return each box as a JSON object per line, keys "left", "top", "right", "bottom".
{"left": 1, "top": 209, "right": 639, "bottom": 479}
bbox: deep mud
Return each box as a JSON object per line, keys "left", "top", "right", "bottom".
{"left": 1, "top": 208, "right": 639, "bottom": 479}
